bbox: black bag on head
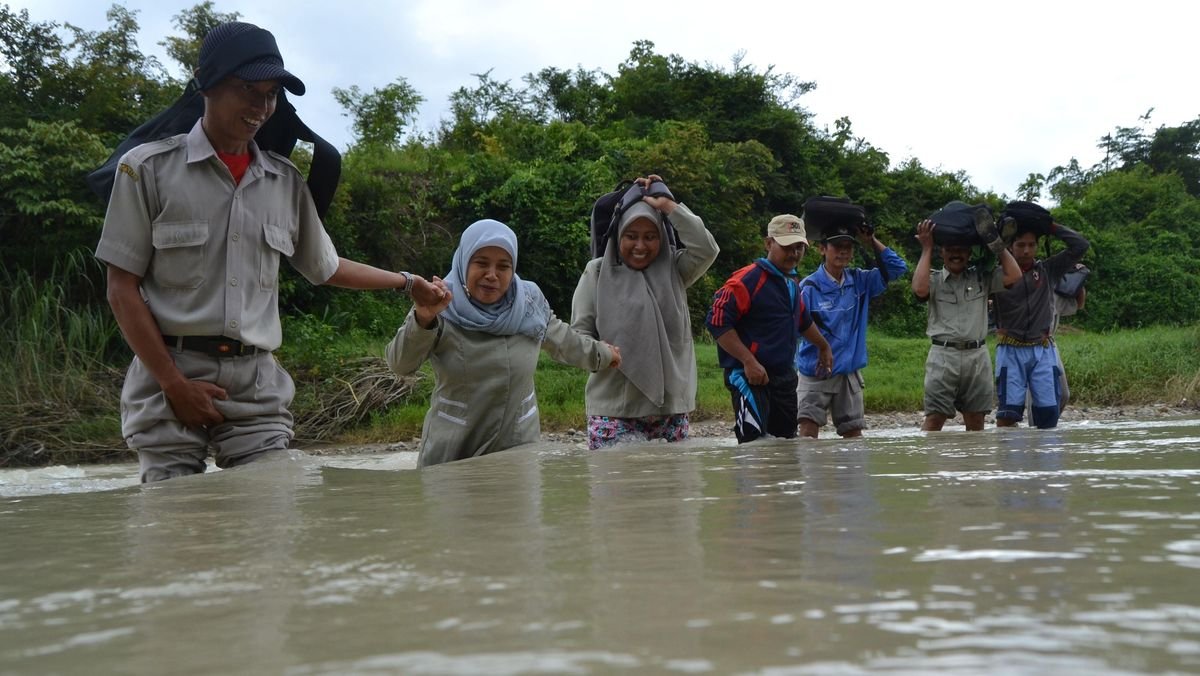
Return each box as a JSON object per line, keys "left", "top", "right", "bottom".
{"left": 589, "top": 178, "right": 679, "bottom": 259}
{"left": 929, "top": 201, "right": 987, "bottom": 247}
{"left": 1000, "top": 201, "right": 1053, "bottom": 240}
{"left": 802, "top": 196, "right": 866, "bottom": 243}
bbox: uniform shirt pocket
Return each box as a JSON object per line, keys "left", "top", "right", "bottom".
{"left": 260, "top": 223, "right": 295, "bottom": 290}
{"left": 150, "top": 220, "right": 209, "bottom": 289}
{"left": 935, "top": 288, "right": 959, "bottom": 307}
{"left": 964, "top": 284, "right": 987, "bottom": 303}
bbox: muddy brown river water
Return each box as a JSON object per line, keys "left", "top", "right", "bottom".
{"left": 2, "top": 418, "right": 1199, "bottom": 674}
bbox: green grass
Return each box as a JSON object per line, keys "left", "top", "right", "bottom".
{"left": 1058, "top": 325, "right": 1200, "bottom": 405}
{"left": 334, "top": 326, "right": 1200, "bottom": 443}
{"left": 860, "top": 335, "right": 929, "bottom": 411}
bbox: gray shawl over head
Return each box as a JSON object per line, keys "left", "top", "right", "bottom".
{"left": 595, "top": 201, "right": 690, "bottom": 407}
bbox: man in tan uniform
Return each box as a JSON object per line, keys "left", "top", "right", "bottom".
{"left": 911, "top": 213, "right": 1020, "bottom": 431}
{"left": 95, "top": 22, "right": 444, "bottom": 482}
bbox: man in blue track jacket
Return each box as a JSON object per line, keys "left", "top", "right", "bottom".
{"left": 796, "top": 222, "right": 908, "bottom": 438}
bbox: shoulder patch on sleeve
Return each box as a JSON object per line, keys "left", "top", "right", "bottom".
{"left": 117, "top": 162, "right": 138, "bottom": 182}
{"left": 122, "top": 135, "right": 186, "bottom": 165}
{"left": 265, "top": 150, "right": 301, "bottom": 173}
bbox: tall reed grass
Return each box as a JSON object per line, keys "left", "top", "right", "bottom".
{"left": 0, "top": 253, "right": 125, "bottom": 464}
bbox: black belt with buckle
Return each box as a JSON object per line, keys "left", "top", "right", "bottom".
{"left": 163, "top": 335, "right": 262, "bottom": 358}
{"left": 931, "top": 338, "right": 984, "bottom": 350}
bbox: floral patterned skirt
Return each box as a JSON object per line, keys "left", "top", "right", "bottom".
{"left": 586, "top": 413, "right": 690, "bottom": 450}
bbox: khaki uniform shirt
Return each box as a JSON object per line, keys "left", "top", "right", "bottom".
{"left": 925, "top": 266, "right": 1006, "bottom": 343}
{"left": 387, "top": 311, "right": 613, "bottom": 467}
{"left": 95, "top": 120, "right": 340, "bottom": 350}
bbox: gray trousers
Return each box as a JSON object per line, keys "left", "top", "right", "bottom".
{"left": 797, "top": 371, "right": 866, "bottom": 435}
{"left": 120, "top": 350, "right": 295, "bottom": 482}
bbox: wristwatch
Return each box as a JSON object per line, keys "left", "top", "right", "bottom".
{"left": 397, "top": 271, "right": 413, "bottom": 295}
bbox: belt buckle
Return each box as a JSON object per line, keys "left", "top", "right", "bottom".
{"left": 208, "top": 337, "right": 242, "bottom": 357}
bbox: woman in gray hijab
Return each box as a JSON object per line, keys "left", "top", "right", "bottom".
{"left": 387, "top": 219, "right": 621, "bottom": 467}
{"left": 571, "top": 175, "right": 720, "bottom": 449}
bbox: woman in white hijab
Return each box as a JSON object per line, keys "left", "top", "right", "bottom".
{"left": 571, "top": 175, "right": 720, "bottom": 449}
{"left": 387, "top": 219, "right": 621, "bottom": 467}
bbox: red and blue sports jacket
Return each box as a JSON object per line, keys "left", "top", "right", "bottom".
{"left": 706, "top": 258, "right": 814, "bottom": 374}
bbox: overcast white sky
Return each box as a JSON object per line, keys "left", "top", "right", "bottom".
{"left": 10, "top": 0, "right": 1199, "bottom": 198}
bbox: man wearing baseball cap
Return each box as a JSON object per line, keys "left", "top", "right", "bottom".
{"left": 796, "top": 215, "right": 908, "bottom": 438}
{"left": 95, "top": 22, "right": 446, "bottom": 482}
{"left": 706, "top": 215, "right": 833, "bottom": 443}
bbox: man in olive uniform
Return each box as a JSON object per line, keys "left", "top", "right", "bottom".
{"left": 95, "top": 22, "right": 444, "bottom": 482}
{"left": 911, "top": 211, "right": 1021, "bottom": 431}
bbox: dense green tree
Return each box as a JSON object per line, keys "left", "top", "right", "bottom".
{"left": 333, "top": 78, "right": 424, "bottom": 149}
{"left": 1146, "top": 118, "right": 1200, "bottom": 196}
{"left": 1054, "top": 167, "right": 1200, "bottom": 329}
{"left": 4, "top": 2, "right": 1200, "bottom": 337}
{"left": 158, "top": 1, "right": 240, "bottom": 75}
{"left": 0, "top": 120, "right": 110, "bottom": 273}
{"left": 0, "top": 3, "right": 174, "bottom": 278}
{"left": 524, "top": 66, "right": 613, "bottom": 126}
{"left": 1052, "top": 114, "right": 1200, "bottom": 201}
{"left": 1017, "top": 172, "right": 1045, "bottom": 202}
{"left": 0, "top": 6, "right": 67, "bottom": 127}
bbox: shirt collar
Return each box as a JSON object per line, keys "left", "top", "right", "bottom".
{"left": 184, "top": 119, "right": 285, "bottom": 177}
{"left": 817, "top": 264, "right": 850, "bottom": 289}
{"left": 756, "top": 257, "right": 795, "bottom": 280}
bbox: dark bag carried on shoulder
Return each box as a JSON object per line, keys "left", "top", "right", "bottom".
{"left": 1055, "top": 263, "right": 1090, "bottom": 297}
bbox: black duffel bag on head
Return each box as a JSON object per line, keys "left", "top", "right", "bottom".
{"left": 802, "top": 196, "right": 866, "bottom": 243}
{"left": 929, "top": 201, "right": 990, "bottom": 247}
{"left": 1000, "top": 200, "right": 1054, "bottom": 241}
